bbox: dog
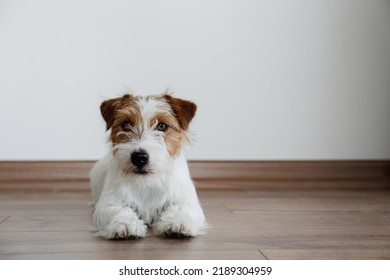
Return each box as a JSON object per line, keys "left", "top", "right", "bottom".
{"left": 90, "top": 93, "right": 207, "bottom": 239}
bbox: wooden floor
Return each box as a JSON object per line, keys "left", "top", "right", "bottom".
{"left": 1, "top": 184, "right": 390, "bottom": 260}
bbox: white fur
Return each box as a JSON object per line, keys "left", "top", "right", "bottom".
{"left": 90, "top": 96, "right": 206, "bottom": 239}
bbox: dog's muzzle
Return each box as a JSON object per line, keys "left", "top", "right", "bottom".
{"left": 130, "top": 149, "right": 149, "bottom": 174}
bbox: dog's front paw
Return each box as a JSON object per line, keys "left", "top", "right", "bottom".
{"left": 153, "top": 205, "right": 206, "bottom": 238}
{"left": 154, "top": 221, "right": 192, "bottom": 239}
{"left": 97, "top": 218, "right": 147, "bottom": 240}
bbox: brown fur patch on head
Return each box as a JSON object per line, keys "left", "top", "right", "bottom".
{"left": 100, "top": 94, "right": 141, "bottom": 144}
{"left": 100, "top": 94, "right": 133, "bottom": 130}
{"left": 157, "top": 94, "right": 197, "bottom": 156}
{"left": 162, "top": 94, "right": 197, "bottom": 130}
{"left": 150, "top": 112, "right": 183, "bottom": 156}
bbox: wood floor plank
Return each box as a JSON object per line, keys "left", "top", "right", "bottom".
{"left": 0, "top": 249, "right": 265, "bottom": 260}
{"left": 261, "top": 248, "right": 390, "bottom": 260}
{"left": 0, "top": 215, "right": 91, "bottom": 232}
{"left": 220, "top": 190, "right": 390, "bottom": 212}
{"left": 0, "top": 188, "right": 389, "bottom": 259}
{"left": 0, "top": 192, "right": 91, "bottom": 216}
{"left": 0, "top": 216, "right": 9, "bottom": 225}
{"left": 0, "top": 231, "right": 266, "bottom": 256}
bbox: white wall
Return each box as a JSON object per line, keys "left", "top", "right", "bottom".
{"left": 0, "top": 0, "right": 389, "bottom": 160}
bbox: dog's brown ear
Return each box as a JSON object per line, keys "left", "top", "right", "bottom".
{"left": 100, "top": 94, "right": 133, "bottom": 131}
{"left": 164, "top": 94, "right": 197, "bottom": 130}
{"left": 100, "top": 98, "right": 119, "bottom": 131}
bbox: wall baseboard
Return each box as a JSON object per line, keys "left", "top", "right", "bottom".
{"left": 0, "top": 160, "right": 389, "bottom": 191}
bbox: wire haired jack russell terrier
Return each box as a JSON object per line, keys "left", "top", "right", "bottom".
{"left": 90, "top": 93, "right": 207, "bottom": 239}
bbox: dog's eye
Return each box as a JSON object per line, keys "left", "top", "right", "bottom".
{"left": 121, "top": 121, "right": 132, "bottom": 132}
{"left": 156, "top": 122, "right": 168, "bottom": 132}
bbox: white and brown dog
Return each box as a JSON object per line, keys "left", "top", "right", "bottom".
{"left": 90, "top": 93, "right": 206, "bottom": 239}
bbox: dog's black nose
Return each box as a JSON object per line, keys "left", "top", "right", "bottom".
{"left": 131, "top": 150, "right": 149, "bottom": 168}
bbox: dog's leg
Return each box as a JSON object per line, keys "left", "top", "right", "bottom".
{"left": 93, "top": 205, "right": 147, "bottom": 240}
{"left": 153, "top": 204, "right": 206, "bottom": 238}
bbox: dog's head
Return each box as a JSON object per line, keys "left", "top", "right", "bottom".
{"left": 100, "top": 93, "right": 196, "bottom": 178}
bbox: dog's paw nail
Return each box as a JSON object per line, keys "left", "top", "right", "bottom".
{"left": 164, "top": 226, "right": 192, "bottom": 239}
{"left": 165, "top": 231, "right": 191, "bottom": 239}
{"left": 114, "top": 235, "right": 137, "bottom": 240}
